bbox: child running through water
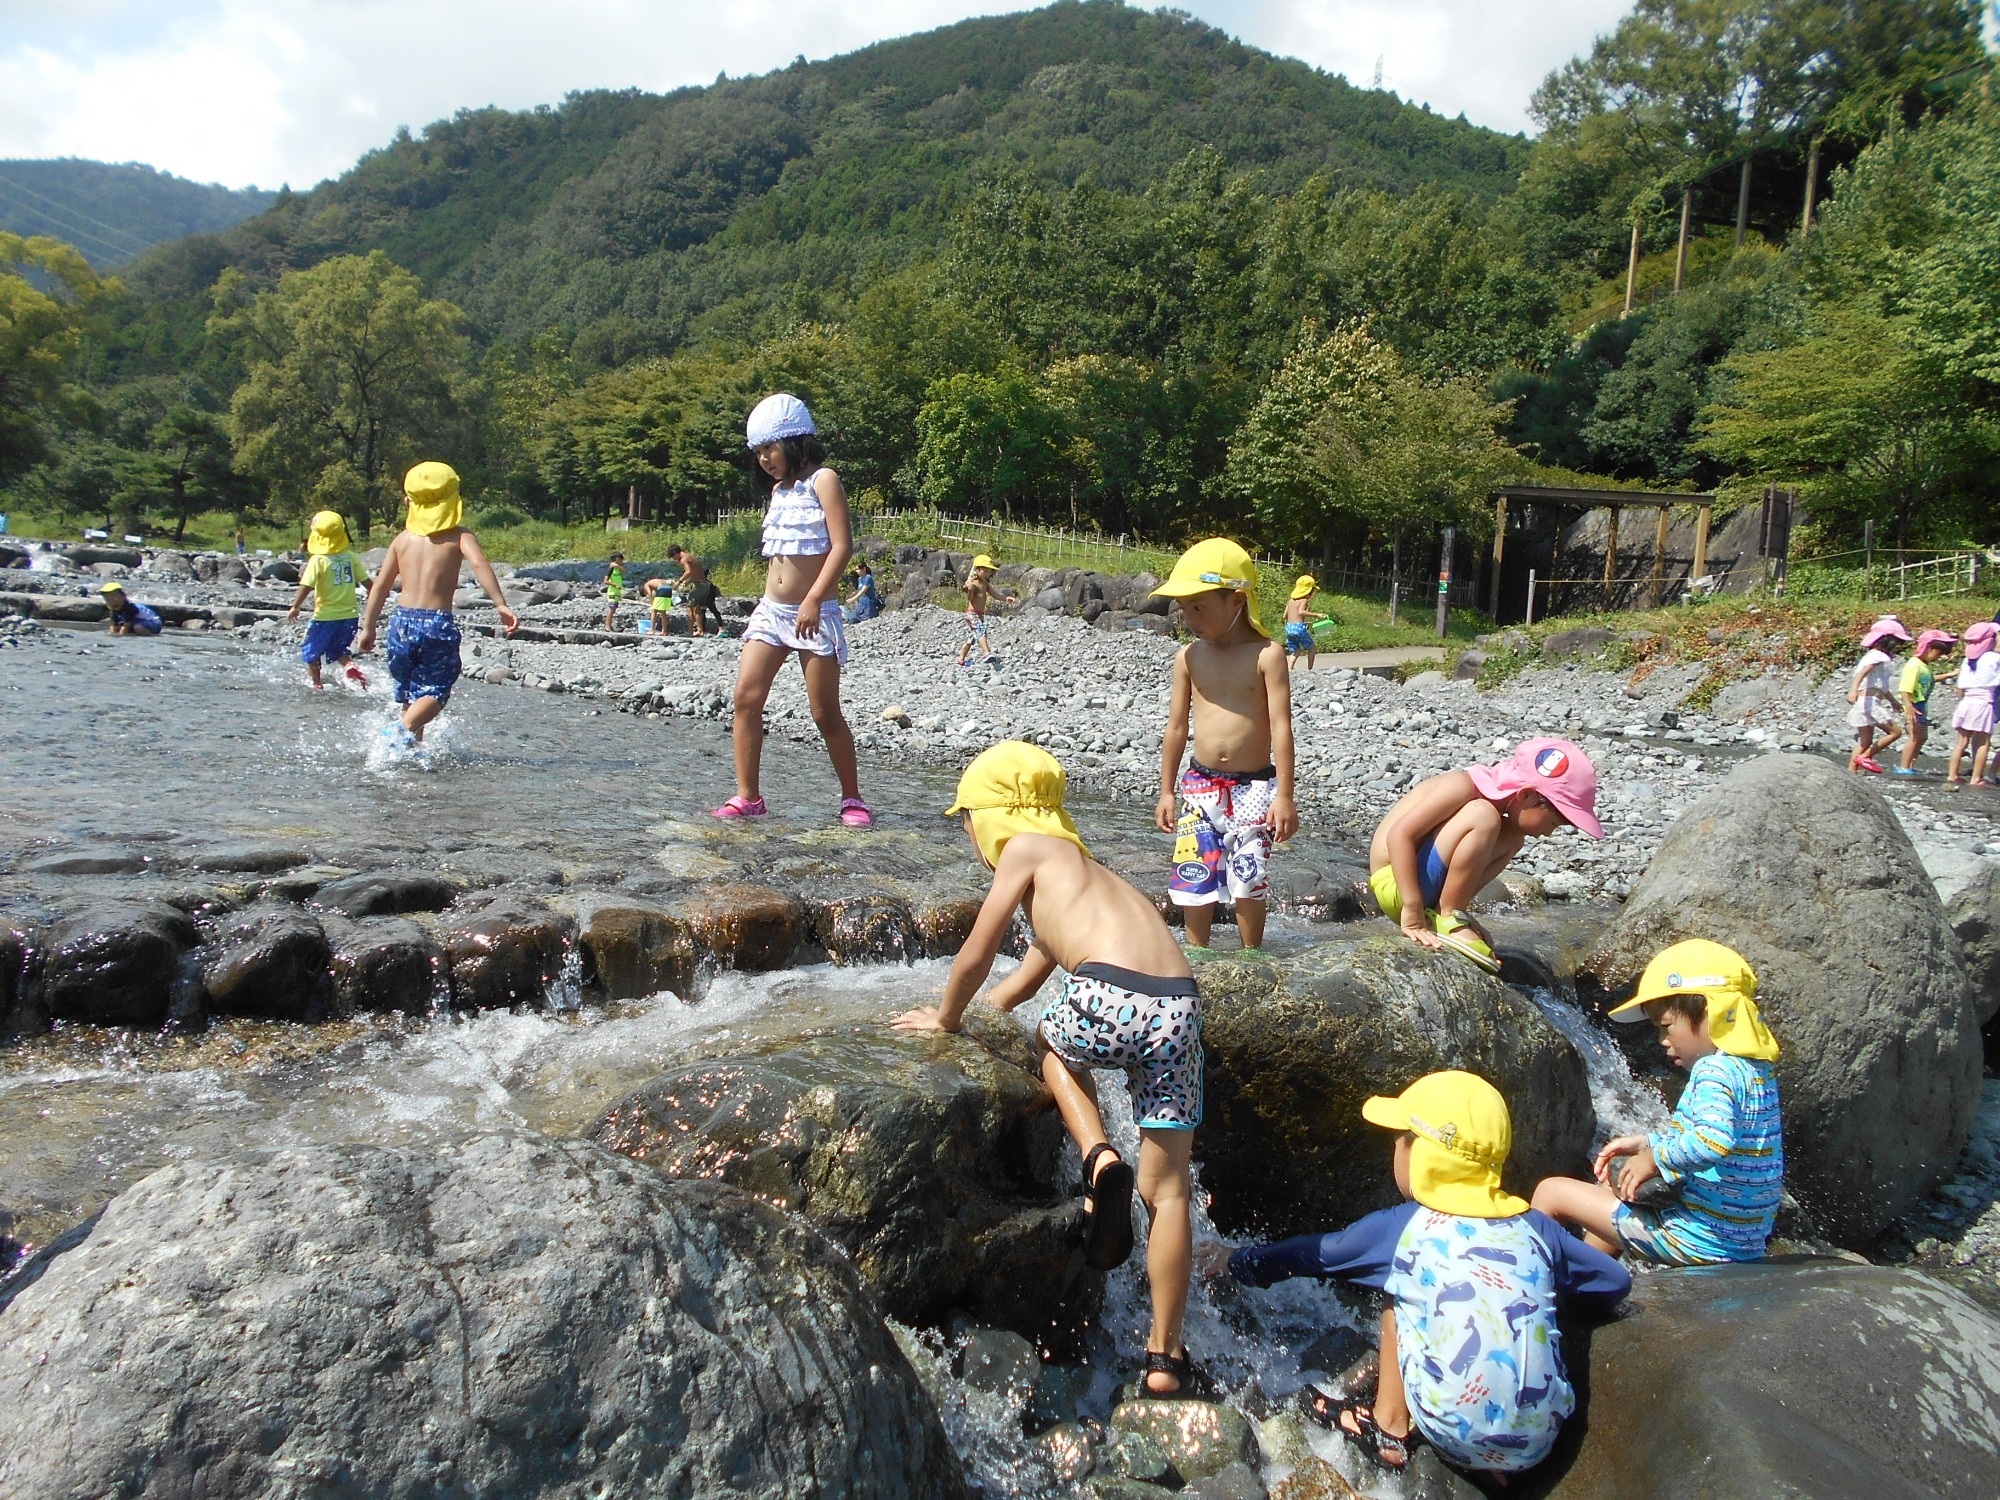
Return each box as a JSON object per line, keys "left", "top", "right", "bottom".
{"left": 602, "top": 552, "right": 626, "bottom": 631}
{"left": 715, "top": 394, "right": 868, "bottom": 825}
{"left": 894, "top": 742, "right": 1207, "bottom": 1397}
{"left": 1282, "top": 574, "right": 1328, "bottom": 671}
{"left": 1949, "top": 621, "right": 2000, "bottom": 788}
{"left": 285, "top": 510, "right": 370, "bottom": 690}
{"left": 1532, "top": 939, "right": 1783, "bottom": 1265}
{"left": 1221, "top": 1071, "right": 1630, "bottom": 1475}
{"left": 1368, "top": 739, "right": 1601, "bottom": 971}
{"left": 1847, "top": 616, "right": 1909, "bottom": 773}
{"left": 1895, "top": 629, "right": 1956, "bottom": 775}
{"left": 1152, "top": 539, "right": 1299, "bottom": 954}
{"left": 355, "top": 462, "right": 519, "bottom": 751}
{"left": 955, "top": 555, "right": 1010, "bottom": 668}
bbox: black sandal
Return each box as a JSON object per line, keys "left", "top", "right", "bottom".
{"left": 1080, "top": 1143, "right": 1136, "bottom": 1271}
{"left": 1303, "top": 1391, "right": 1414, "bottom": 1471}
{"left": 1137, "top": 1346, "right": 1215, "bottom": 1400}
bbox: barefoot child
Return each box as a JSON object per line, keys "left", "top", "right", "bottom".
{"left": 285, "top": 510, "right": 370, "bottom": 690}
{"left": 955, "top": 554, "right": 1010, "bottom": 668}
{"left": 1225, "top": 1071, "right": 1629, "bottom": 1476}
{"left": 1282, "top": 574, "right": 1327, "bottom": 671}
{"left": 1847, "top": 616, "right": 1909, "bottom": 773}
{"left": 1368, "top": 739, "right": 1601, "bottom": 970}
{"left": 894, "top": 742, "right": 1206, "bottom": 1397}
{"left": 1894, "top": 629, "right": 1956, "bottom": 775}
{"left": 355, "top": 462, "right": 519, "bottom": 749}
{"left": 1532, "top": 939, "right": 1783, "bottom": 1265}
{"left": 97, "top": 581, "right": 161, "bottom": 636}
{"left": 1949, "top": 621, "right": 2000, "bottom": 788}
{"left": 1152, "top": 539, "right": 1299, "bottom": 953}
{"left": 601, "top": 552, "right": 626, "bottom": 631}
{"left": 715, "top": 394, "right": 869, "bottom": 825}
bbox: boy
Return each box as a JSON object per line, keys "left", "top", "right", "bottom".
{"left": 1895, "top": 629, "right": 1956, "bottom": 775}
{"left": 602, "top": 551, "right": 626, "bottom": 631}
{"left": 1282, "top": 574, "right": 1327, "bottom": 671}
{"left": 1224, "top": 1071, "right": 1630, "bottom": 1475}
{"left": 355, "top": 461, "right": 519, "bottom": 748}
{"left": 954, "top": 554, "right": 1011, "bottom": 668}
{"left": 285, "top": 510, "right": 371, "bottom": 690}
{"left": 642, "top": 573, "right": 676, "bottom": 634}
{"left": 98, "top": 581, "right": 161, "bottom": 636}
{"left": 670, "top": 545, "right": 723, "bottom": 637}
{"left": 1152, "top": 539, "right": 1299, "bottom": 953}
{"left": 1532, "top": 939, "right": 1783, "bottom": 1265}
{"left": 893, "top": 742, "right": 1205, "bottom": 1398}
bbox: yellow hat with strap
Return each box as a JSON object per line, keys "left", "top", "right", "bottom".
{"left": 971, "top": 554, "right": 996, "bottom": 571}
{"left": 1609, "top": 938, "right": 1779, "bottom": 1060}
{"left": 1151, "top": 538, "right": 1268, "bottom": 638}
{"left": 307, "top": 510, "right": 351, "bottom": 556}
{"left": 403, "top": 462, "right": 463, "bottom": 536}
{"left": 944, "top": 741, "right": 1088, "bottom": 869}
{"left": 1362, "top": 1070, "right": 1528, "bottom": 1218}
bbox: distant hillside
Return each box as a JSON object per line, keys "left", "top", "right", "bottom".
{"left": 119, "top": 0, "right": 1525, "bottom": 359}
{"left": 0, "top": 159, "right": 278, "bottom": 268}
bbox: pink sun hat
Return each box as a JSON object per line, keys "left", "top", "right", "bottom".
{"left": 1914, "top": 628, "right": 1958, "bottom": 656}
{"left": 1965, "top": 622, "right": 1997, "bottom": 660}
{"left": 1467, "top": 737, "right": 1604, "bottom": 840}
{"left": 1861, "top": 616, "right": 1911, "bottom": 650}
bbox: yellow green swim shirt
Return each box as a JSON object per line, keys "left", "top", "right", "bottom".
{"left": 300, "top": 551, "right": 364, "bottom": 621}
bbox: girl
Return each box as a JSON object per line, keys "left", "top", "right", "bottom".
{"left": 1846, "top": 616, "right": 1908, "bottom": 773}
{"left": 1947, "top": 621, "right": 1999, "bottom": 789}
{"left": 1894, "top": 629, "right": 1956, "bottom": 776}
{"left": 714, "top": 393, "right": 870, "bottom": 826}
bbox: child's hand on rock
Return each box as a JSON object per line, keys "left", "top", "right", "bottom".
{"left": 891, "top": 1006, "right": 960, "bottom": 1034}
{"left": 1594, "top": 1136, "right": 1660, "bottom": 1200}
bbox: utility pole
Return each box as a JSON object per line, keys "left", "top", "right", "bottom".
{"left": 1674, "top": 187, "right": 1693, "bottom": 292}
{"left": 1734, "top": 155, "right": 1753, "bottom": 250}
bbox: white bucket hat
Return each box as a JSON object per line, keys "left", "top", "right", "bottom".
{"left": 746, "top": 393, "right": 815, "bottom": 449}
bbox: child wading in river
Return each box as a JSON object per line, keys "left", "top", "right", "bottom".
{"left": 98, "top": 581, "right": 161, "bottom": 636}
{"left": 1895, "top": 629, "right": 1956, "bottom": 775}
{"left": 1367, "top": 739, "right": 1602, "bottom": 971}
{"left": 355, "top": 462, "right": 519, "bottom": 750}
{"left": 1949, "top": 621, "right": 2000, "bottom": 788}
{"left": 894, "top": 742, "right": 1207, "bottom": 1397}
{"left": 714, "top": 394, "right": 869, "bottom": 825}
{"left": 286, "top": 510, "right": 370, "bottom": 690}
{"left": 1847, "top": 616, "right": 1909, "bottom": 774}
{"left": 1152, "top": 539, "right": 1299, "bottom": 954}
{"left": 1532, "top": 939, "right": 1783, "bottom": 1265}
{"left": 1223, "top": 1071, "right": 1630, "bottom": 1476}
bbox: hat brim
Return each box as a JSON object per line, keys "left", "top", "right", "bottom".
{"left": 1547, "top": 796, "right": 1604, "bottom": 840}
{"left": 1151, "top": 577, "right": 1222, "bottom": 599}
{"left": 1361, "top": 1095, "right": 1413, "bottom": 1132}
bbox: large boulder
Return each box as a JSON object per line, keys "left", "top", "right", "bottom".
{"left": 199, "top": 904, "right": 336, "bottom": 1021}
{"left": 41, "top": 904, "right": 198, "bottom": 1026}
{"left": 1583, "top": 754, "right": 1982, "bottom": 1244}
{"left": 0, "top": 1132, "right": 964, "bottom": 1500}
{"left": 440, "top": 892, "right": 577, "bottom": 1010}
{"left": 1193, "top": 935, "right": 1594, "bottom": 1237}
{"left": 589, "top": 996, "right": 1094, "bottom": 1341}
{"left": 1945, "top": 860, "right": 2000, "bottom": 1028}
{"left": 1535, "top": 1260, "right": 2000, "bottom": 1499}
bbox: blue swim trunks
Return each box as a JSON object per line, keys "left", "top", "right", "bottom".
{"left": 1284, "top": 621, "right": 1313, "bottom": 654}
{"left": 300, "top": 617, "right": 358, "bottom": 664}
{"left": 384, "top": 607, "right": 462, "bottom": 707}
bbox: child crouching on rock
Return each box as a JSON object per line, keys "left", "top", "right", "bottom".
{"left": 1533, "top": 939, "right": 1783, "bottom": 1265}
{"left": 1368, "top": 738, "right": 1602, "bottom": 971}
{"left": 893, "top": 742, "right": 1206, "bottom": 1398}
{"left": 1221, "top": 1071, "right": 1630, "bottom": 1476}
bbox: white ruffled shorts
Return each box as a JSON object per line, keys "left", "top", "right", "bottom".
{"left": 743, "top": 597, "right": 848, "bottom": 664}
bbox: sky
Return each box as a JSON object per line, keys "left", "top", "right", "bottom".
{"left": 0, "top": 0, "right": 1634, "bottom": 191}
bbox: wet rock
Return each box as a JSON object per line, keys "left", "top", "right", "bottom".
{"left": 1105, "top": 1429, "right": 1175, "bottom": 1484}
{"left": 913, "top": 889, "right": 987, "bottom": 956}
{"left": 1584, "top": 754, "right": 1981, "bottom": 1244}
{"left": 439, "top": 893, "right": 576, "bottom": 1010}
{"left": 1539, "top": 1260, "right": 2000, "bottom": 1499}
{"left": 1270, "top": 1458, "right": 1346, "bottom": 1500}
{"left": 310, "top": 869, "right": 459, "bottom": 918}
{"left": 143, "top": 550, "right": 193, "bottom": 578}
{"left": 669, "top": 883, "right": 805, "bottom": 971}
{"left": 1035, "top": 1422, "right": 1099, "bottom": 1482}
{"left": 573, "top": 897, "right": 696, "bottom": 1001}
{"left": 589, "top": 997, "right": 1093, "bottom": 1340}
{"left": 42, "top": 904, "right": 198, "bottom": 1026}
{"left": 809, "top": 891, "right": 920, "bottom": 963}
{"left": 1110, "top": 1400, "right": 1258, "bottom": 1482}
{"left": 182, "top": 842, "right": 310, "bottom": 875}
{"left": 1946, "top": 861, "right": 2000, "bottom": 1027}
{"left": 327, "top": 916, "right": 444, "bottom": 1015}
{"left": 1194, "top": 935, "right": 1593, "bottom": 1236}
{"left": 32, "top": 596, "right": 106, "bottom": 622}
{"left": 0, "top": 1132, "right": 965, "bottom": 1500}
{"left": 0, "top": 920, "right": 43, "bottom": 1039}
{"left": 1026, "top": 1363, "right": 1091, "bottom": 1432}
{"left": 67, "top": 544, "right": 143, "bottom": 568}
{"left": 1089, "top": 1481, "right": 1176, "bottom": 1499}
{"left": 956, "top": 1326, "right": 1038, "bottom": 1399}
{"left": 21, "top": 850, "right": 153, "bottom": 876}
{"left": 200, "top": 904, "right": 336, "bottom": 1021}
{"left": 1183, "top": 1462, "right": 1268, "bottom": 1500}
{"left": 1254, "top": 1414, "right": 1314, "bottom": 1469}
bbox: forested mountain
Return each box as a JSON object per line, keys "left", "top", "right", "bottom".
{"left": 0, "top": 160, "right": 277, "bottom": 269}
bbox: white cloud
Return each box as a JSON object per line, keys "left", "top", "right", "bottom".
{"left": 0, "top": 0, "right": 1633, "bottom": 189}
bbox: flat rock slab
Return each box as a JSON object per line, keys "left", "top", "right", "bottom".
{"left": 181, "top": 843, "right": 311, "bottom": 874}
{"left": 310, "top": 869, "right": 460, "bottom": 918}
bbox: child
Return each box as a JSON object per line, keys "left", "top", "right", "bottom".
{"left": 671, "top": 545, "right": 724, "bottom": 637}
{"left": 1152, "top": 539, "right": 1299, "bottom": 953}
{"left": 1224, "top": 1071, "right": 1630, "bottom": 1475}
{"left": 1894, "top": 628, "right": 1956, "bottom": 775}
{"left": 642, "top": 573, "right": 676, "bottom": 634}
{"left": 1282, "top": 574, "right": 1327, "bottom": 671}
{"left": 716, "top": 394, "right": 869, "bottom": 825}
{"left": 955, "top": 554, "right": 1011, "bottom": 668}
{"left": 893, "top": 742, "right": 1206, "bottom": 1397}
{"left": 354, "top": 462, "right": 519, "bottom": 748}
{"left": 602, "top": 552, "right": 626, "bottom": 631}
{"left": 1532, "top": 939, "right": 1783, "bottom": 1266}
{"left": 98, "top": 581, "right": 161, "bottom": 636}
{"left": 1368, "top": 739, "right": 1601, "bottom": 970}
{"left": 847, "top": 557, "right": 884, "bottom": 623}
{"left": 1846, "top": 616, "right": 1908, "bottom": 773}
{"left": 1949, "top": 621, "right": 2000, "bottom": 788}
{"left": 285, "top": 510, "right": 371, "bottom": 690}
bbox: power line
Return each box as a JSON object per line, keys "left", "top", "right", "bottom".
{"left": 0, "top": 186, "right": 139, "bottom": 263}
{"left": 0, "top": 169, "right": 152, "bottom": 254}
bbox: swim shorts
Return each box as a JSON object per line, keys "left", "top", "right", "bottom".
{"left": 1169, "top": 761, "right": 1277, "bottom": 906}
{"left": 742, "top": 597, "right": 847, "bottom": 663}
{"left": 300, "top": 617, "right": 358, "bottom": 664}
{"left": 1611, "top": 1202, "right": 1719, "bottom": 1267}
{"left": 1368, "top": 835, "right": 1452, "bottom": 922}
{"left": 1039, "top": 962, "right": 1203, "bottom": 1130}
{"left": 1284, "top": 621, "right": 1312, "bottom": 654}
{"left": 384, "top": 607, "right": 462, "bottom": 707}
{"left": 964, "top": 610, "right": 990, "bottom": 649}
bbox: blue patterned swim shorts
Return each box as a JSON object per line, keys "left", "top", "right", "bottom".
{"left": 1040, "top": 962, "right": 1203, "bottom": 1130}
{"left": 300, "top": 617, "right": 358, "bottom": 664}
{"left": 384, "top": 607, "right": 462, "bottom": 707}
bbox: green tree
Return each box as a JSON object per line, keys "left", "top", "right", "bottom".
{"left": 211, "top": 251, "right": 466, "bottom": 536}
{"left": 150, "top": 403, "right": 248, "bottom": 541}
{"left": 912, "top": 367, "right": 1065, "bottom": 514}
{"left": 0, "top": 234, "right": 120, "bottom": 482}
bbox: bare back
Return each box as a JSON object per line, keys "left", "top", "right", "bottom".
{"left": 388, "top": 528, "right": 467, "bottom": 612}
{"left": 1369, "top": 771, "right": 1523, "bottom": 883}
{"left": 1013, "top": 835, "right": 1189, "bottom": 977}
{"left": 1182, "top": 638, "right": 1282, "bottom": 771}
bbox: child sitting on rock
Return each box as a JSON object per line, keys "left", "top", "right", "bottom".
{"left": 1282, "top": 574, "right": 1327, "bottom": 671}
{"left": 893, "top": 742, "right": 1206, "bottom": 1399}
{"left": 285, "top": 510, "right": 370, "bottom": 690}
{"left": 1152, "top": 539, "right": 1299, "bottom": 954}
{"left": 1368, "top": 739, "right": 1602, "bottom": 971}
{"left": 1847, "top": 616, "right": 1909, "bottom": 774}
{"left": 1533, "top": 939, "right": 1783, "bottom": 1265}
{"left": 1221, "top": 1070, "right": 1630, "bottom": 1476}
{"left": 98, "top": 581, "right": 161, "bottom": 636}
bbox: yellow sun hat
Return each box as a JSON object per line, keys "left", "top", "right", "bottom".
{"left": 306, "top": 510, "right": 351, "bottom": 556}
{"left": 1608, "top": 939, "right": 1779, "bottom": 1060}
{"left": 971, "top": 554, "right": 996, "bottom": 571}
{"left": 944, "top": 741, "right": 1089, "bottom": 869}
{"left": 1362, "top": 1070, "right": 1528, "bottom": 1218}
{"left": 98, "top": 580, "right": 127, "bottom": 594}
{"left": 1291, "top": 574, "right": 1317, "bottom": 600}
{"left": 403, "top": 461, "right": 463, "bottom": 536}
{"left": 1151, "top": 538, "right": 1268, "bottom": 637}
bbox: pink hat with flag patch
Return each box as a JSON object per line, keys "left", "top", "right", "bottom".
{"left": 1467, "top": 738, "right": 1603, "bottom": 839}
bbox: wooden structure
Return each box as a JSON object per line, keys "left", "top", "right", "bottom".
{"left": 1488, "top": 486, "right": 1716, "bottom": 619}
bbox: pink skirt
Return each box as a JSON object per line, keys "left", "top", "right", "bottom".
{"left": 1953, "top": 688, "right": 1995, "bottom": 736}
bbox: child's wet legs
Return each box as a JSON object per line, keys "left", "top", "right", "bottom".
{"left": 1182, "top": 904, "right": 1214, "bottom": 948}
{"left": 1138, "top": 1126, "right": 1194, "bottom": 1392}
{"left": 1530, "top": 1176, "right": 1624, "bottom": 1257}
{"left": 1235, "top": 897, "right": 1266, "bottom": 951}
{"left": 401, "top": 695, "right": 444, "bottom": 741}
{"left": 800, "top": 652, "right": 861, "bottom": 801}
{"left": 1039, "top": 1044, "right": 1109, "bottom": 1158}
{"left": 730, "top": 641, "right": 788, "bottom": 800}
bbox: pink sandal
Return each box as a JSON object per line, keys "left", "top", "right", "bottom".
{"left": 839, "top": 797, "right": 873, "bottom": 828}
{"left": 712, "top": 795, "right": 768, "bottom": 820}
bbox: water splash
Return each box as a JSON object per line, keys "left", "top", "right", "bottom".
{"left": 1524, "top": 984, "right": 1671, "bottom": 1144}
